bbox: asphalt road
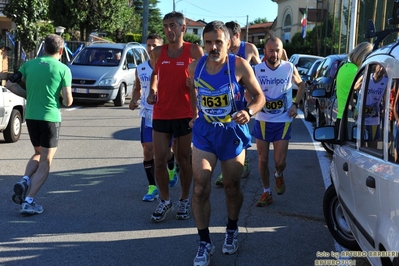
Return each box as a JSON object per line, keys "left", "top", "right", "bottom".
{"left": 0, "top": 101, "right": 368, "bottom": 266}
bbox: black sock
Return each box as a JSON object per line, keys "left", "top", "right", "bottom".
{"left": 227, "top": 218, "right": 238, "bottom": 231}
{"left": 167, "top": 153, "right": 175, "bottom": 170}
{"left": 198, "top": 228, "right": 211, "bottom": 243}
{"left": 144, "top": 159, "right": 156, "bottom": 185}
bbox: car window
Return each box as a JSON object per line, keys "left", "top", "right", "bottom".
{"left": 297, "top": 57, "right": 317, "bottom": 70}
{"left": 345, "top": 64, "right": 389, "bottom": 156}
{"left": 72, "top": 48, "right": 122, "bottom": 66}
{"left": 342, "top": 68, "right": 365, "bottom": 144}
{"left": 359, "top": 64, "right": 388, "bottom": 154}
{"left": 132, "top": 48, "right": 146, "bottom": 66}
{"left": 126, "top": 49, "right": 136, "bottom": 65}
{"left": 320, "top": 58, "right": 332, "bottom": 78}
{"left": 389, "top": 79, "right": 399, "bottom": 163}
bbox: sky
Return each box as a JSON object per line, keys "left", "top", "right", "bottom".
{"left": 157, "top": 0, "right": 278, "bottom": 26}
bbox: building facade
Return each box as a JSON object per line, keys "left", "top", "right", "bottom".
{"left": 271, "top": 0, "right": 394, "bottom": 55}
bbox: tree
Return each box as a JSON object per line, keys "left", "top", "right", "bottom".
{"left": 183, "top": 33, "right": 201, "bottom": 44}
{"left": 250, "top": 18, "right": 269, "bottom": 25}
{"left": 48, "top": 0, "right": 134, "bottom": 41}
{"left": 132, "top": 0, "right": 163, "bottom": 36}
{"left": 3, "top": 0, "right": 48, "bottom": 52}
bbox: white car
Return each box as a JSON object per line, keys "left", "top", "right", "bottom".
{"left": 0, "top": 86, "right": 25, "bottom": 142}
{"left": 314, "top": 20, "right": 399, "bottom": 265}
{"left": 289, "top": 54, "right": 324, "bottom": 93}
{"left": 68, "top": 42, "right": 149, "bottom": 106}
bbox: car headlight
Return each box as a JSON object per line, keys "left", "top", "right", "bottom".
{"left": 99, "top": 78, "right": 117, "bottom": 86}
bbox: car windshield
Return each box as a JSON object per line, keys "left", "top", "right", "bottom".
{"left": 71, "top": 48, "right": 123, "bottom": 66}
{"left": 298, "top": 57, "right": 319, "bottom": 70}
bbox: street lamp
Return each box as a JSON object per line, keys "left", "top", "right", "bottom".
{"left": 55, "top": 26, "right": 66, "bottom": 36}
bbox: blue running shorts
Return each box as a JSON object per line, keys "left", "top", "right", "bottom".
{"left": 252, "top": 120, "right": 291, "bottom": 142}
{"left": 192, "top": 119, "right": 251, "bottom": 161}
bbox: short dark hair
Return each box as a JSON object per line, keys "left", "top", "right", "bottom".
{"left": 163, "top": 11, "right": 185, "bottom": 26}
{"left": 225, "top": 21, "right": 241, "bottom": 35}
{"left": 147, "top": 33, "right": 163, "bottom": 43}
{"left": 44, "top": 34, "right": 64, "bottom": 55}
{"left": 203, "top": 21, "right": 230, "bottom": 41}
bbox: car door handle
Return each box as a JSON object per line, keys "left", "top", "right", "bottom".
{"left": 343, "top": 162, "right": 348, "bottom": 171}
{"left": 366, "top": 176, "right": 376, "bottom": 189}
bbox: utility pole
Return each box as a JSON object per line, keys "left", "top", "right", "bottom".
{"left": 173, "top": 0, "right": 176, "bottom": 11}
{"left": 142, "top": 0, "right": 149, "bottom": 43}
{"left": 246, "top": 15, "right": 249, "bottom": 42}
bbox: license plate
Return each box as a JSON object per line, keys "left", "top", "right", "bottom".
{"left": 74, "top": 88, "right": 88, "bottom": 93}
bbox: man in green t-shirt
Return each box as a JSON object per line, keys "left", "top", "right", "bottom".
{"left": 6, "top": 34, "right": 73, "bottom": 215}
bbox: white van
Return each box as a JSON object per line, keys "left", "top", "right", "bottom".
{"left": 0, "top": 86, "right": 25, "bottom": 142}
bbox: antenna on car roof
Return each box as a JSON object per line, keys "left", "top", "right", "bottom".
{"left": 365, "top": 0, "right": 399, "bottom": 51}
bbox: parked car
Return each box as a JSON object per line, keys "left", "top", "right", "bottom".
{"left": 68, "top": 42, "right": 149, "bottom": 106}
{"left": 289, "top": 54, "right": 324, "bottom": 75}
{"left": 299, "top": 58, "right": 324, "bottom": 104}
{"left": 0, "top": 86, "right": 25, "bottom": 142}
{"left": 303, "top": 54, "right": 347, "bottom": 126}
{"left": 289, "top": 54, "right": 324, "bottom": 95}
{"left": 313, "top": 15, "right": 399, "bottom": 265}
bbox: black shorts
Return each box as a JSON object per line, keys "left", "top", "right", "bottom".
{"left": 152, "top": 118, "right": 192, "bottom": 138}
{"left": 26, "top": 119, "right": 60, "bottom": 148}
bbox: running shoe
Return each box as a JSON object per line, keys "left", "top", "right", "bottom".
{"left": 256, "top": 192, "right": 273, "bottom": 207}
{"left": 12, "top": 178, "right": 28, "bottom": 205}
{"left": 241, "top": 159, "right": 250, "bottom": 178}
{"left": 168, "top": 165, "right": 178, "bottom": 187}
{"left": 151, "top": 198, "right": 173, "bottom": 222}
{"left": 222, "top": 228, "right": 239, "bottom": 254}
{"left": 20, "top": 201, "right": 43, "bottom": 215}
{"left": 142, "top": 185, "right": 159, "bottom": 202}
{"left": 215, "top": 173, "right": 223, "bottom": 186}
{"left": 176, "top": 198, "right": 190, "bottom": 220}
{"left": 193, "top": 241, "right": 215, "bottom": 266}
{"left": 274, "top": 171, "right": 286, "bottom": 195}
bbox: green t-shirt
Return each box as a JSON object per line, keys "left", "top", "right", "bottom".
{"left": 19, "top": 56, "right": 72, "bottom": 122}
{"left": 336, "top": 62, "right": 358, "bottom": 119}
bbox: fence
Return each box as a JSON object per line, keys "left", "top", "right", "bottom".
{"left": 4, "top": 38, "right": 89, "bottom": 72}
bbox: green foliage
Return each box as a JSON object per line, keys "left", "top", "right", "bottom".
{"left": 126, "top": 33, "right": 142, "bottom": 43}
{"left": 284, "top": 14, "right": 341, "bottom": 57}
{"left": 250, "top": 18, "right": 269, "bottom": 25}
{"left": 37, "top": 22, "right": 54, "bottom": 40}
{"left": 133, "top": 0, "right": 164, "bottom": 36}
{"left": 3, "top": 0, "right": 48, "bottom": 52}
{"left": 62, "top": 33, "right": 71, "bottom": 41}
{"left": 48, "top": 0, "right": 134, "bottom": 41}
{"left": 183, "top": 33, "right": 201, "bottom": 44}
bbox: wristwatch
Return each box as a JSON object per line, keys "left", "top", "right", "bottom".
{"left": 292, "top": 102, "right": 299, "bottom": 108}
{"left": 245, "top": 107, "right": 254, "bottom": 117}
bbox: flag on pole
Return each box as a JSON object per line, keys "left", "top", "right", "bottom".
{"left": 301, "top": 9, "right": 307, "bottom": 39}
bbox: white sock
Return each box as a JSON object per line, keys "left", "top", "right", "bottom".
{"left": 163, "top": 199, "right": 170, "bottom": 205}
{"left": 25, "top": 197, "right": 34, "bottom": 204}
{"left": 22, "top": 175, "right": 30, "bottom": 186}
{"left": 274, "top": 171, "right": 283, "bottom": 178}
{"left": 263, "top": 188, "right": 271, "bottom": 193}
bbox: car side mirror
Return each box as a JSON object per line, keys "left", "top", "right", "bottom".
{"left": 312, "top": 88, "right": 326, "bottom": 98}
{"left": 313, "top": 126, "right": 336, "bottom": 141}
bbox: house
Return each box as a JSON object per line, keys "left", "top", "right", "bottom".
{"left": 185, "top": 18, "right": 206, "bottom": 45}
{"left": 240, "top": 22, "right": 273, "bottom": 45}
{"left": 271, "top": 0, "right": 394, "bottom": 54}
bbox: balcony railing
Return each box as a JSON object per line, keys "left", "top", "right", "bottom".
{"left": 0, "top": 0, "right": 7, "bottom": 12}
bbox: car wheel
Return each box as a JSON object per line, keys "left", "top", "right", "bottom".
{"left": 3, "top": 109, "right": 22, "bottom": 143}
{"left": 114, "top": 83, "right": 126, "bottom": 107}
{"left": 323, "top": 185, "right": 360, "bottom": 250}
{"left": 304, "top": 94, "right": 315, "bottom": 121}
